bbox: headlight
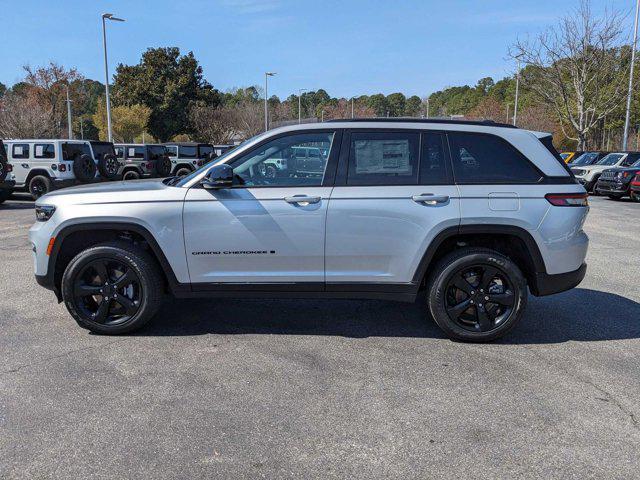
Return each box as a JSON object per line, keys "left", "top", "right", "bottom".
{"left": 571, "top": 169, "right": 585, "bottom": 176}
{"left": 35, "top": 205, "right": 56, "bottom": 222}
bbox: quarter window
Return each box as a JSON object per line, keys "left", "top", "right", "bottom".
{"left": 115, "top": 147, "right": 124, "bottom": 159}
{"left": 180, "top": 146, "right": 198, "bottom": 159}
{"left": 347, "top": 132, "right": 419, "bottom": 185}
{"left": 62, "top": 143, "right": 91, "bottom": 160}
{"left": 12, "top": 143, "right": 30, "bottom": 159}
{"left": 229, "top": 131, "right": 335, "bottom": 187}
{"left": 448, "top": 132, "right": 542, "bottom": 184}
{"left": 166, "top": 146, "right": 178, "bottom": 157}
{"left": 34, "top": 144, "right": 55, "bottom": 159}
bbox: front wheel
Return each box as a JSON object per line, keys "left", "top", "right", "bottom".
{"left": 630, "top": 190, "right": 640, "bottom": 202}
{"left": 607, "top": 194, "right": 623, "bottom": 200}
{"left": 61, "top": 242, "right": 164, "bottom": 334}
{"left": 426, "top": 248, "right": 528, "bottom": 342}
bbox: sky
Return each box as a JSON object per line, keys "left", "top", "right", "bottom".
{"left": 0, "top": 0, "right": 634, "bottom": 99}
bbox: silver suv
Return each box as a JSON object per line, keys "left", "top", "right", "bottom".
{"left": 30, "top": 120, "right": 589, "bottom": 341}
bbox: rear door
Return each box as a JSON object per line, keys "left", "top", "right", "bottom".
{"left": 325, "top": 129, "right": 461, "bottom": 287}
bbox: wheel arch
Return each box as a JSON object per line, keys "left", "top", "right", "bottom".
{"left": 412, "top": 224, "right": 547, "bottom": 295}
{"left": 25, "top": 169, "right": 53, "bottom": 184}
{"left": 47, "top": 222, "right": 186, "bottom": 300}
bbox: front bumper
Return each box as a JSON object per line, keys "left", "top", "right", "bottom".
{"left": 531, "top": 263, "right": 587, "bottom": 297}
{"left": 596, "top": 180, "right": 628, "bottom": 194}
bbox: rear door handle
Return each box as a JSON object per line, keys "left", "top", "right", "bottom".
{"left": 284, "top": 195, "right": 321, "bottom": 205}
{"left": 412, "top": 193, "right": 450, "bottom": 204}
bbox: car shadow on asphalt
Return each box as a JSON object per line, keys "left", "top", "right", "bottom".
{"left": 134, "top": 288, "right": 640, "bottom": 344}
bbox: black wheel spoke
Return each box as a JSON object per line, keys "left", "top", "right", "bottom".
{"left": 452, "top": 276, "right": 473, "bottom": 295}
{"left": 115, "top": 295, "right": 138, "bottom": 316}
{"left": 487, "top": 291, "right": 515, "bottom": 306}
{"left": 93, "top": 299, "right": 110, "bottom": 323}
{"left": 113, "top": 270, "right": 134, "bottom": 288}
{"left": 447, "top": 298, "right": 472, "bottom": 318}
{"left": 94, "top": 261, "right": 110, "bottom": 284}
{"left": 476, "top": 306, "right": 492, "bottom": 331}
{"left": 74, "top": 283, "right": 102, "bottom": 296}
{"left": 479, "top": 266, "right": 499, "bottom": 290}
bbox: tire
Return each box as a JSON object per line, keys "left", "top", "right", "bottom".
{"left": 61, "top": 242, "right": 164, "bottom": 334}
{"left": 631, "top": 191, "right": 640, "bottom": 202}
{"left": 426, "top": 247, "right": 528, "bottom": 342}
{"left": 29, "top": 175, "right": 51, "bottom": 200}
{"left": 0, "top": 151, "right": 8, "bottom": 182}
{"left": 122, "top": 170, "right": 140, "bottom": 181}
{"left": 0, "top": 190, "right": 9, "bottom": 204}
{"left": 154, "top": 155, "right": 172, "bottom": 177}
{"left": 175, "top": 167, "right": 192, "bottom": 177}
{"left": 73, "top": 154, "right": 97, "bottom": 182}
{"left": 97, "top": 154, "right": 120, "bottom": 180}
{"left": 265, "top": 165, "right": 277, "bottom": 179}
{"left": 607, "top": 194, "right": 623, "bottom": 200}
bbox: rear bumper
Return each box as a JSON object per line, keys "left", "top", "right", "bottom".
{"left": 0, "top": 178, "right": 15, "bottom": 191}
{"left": 531, "top": 263, "right": 587, "bottom": 296}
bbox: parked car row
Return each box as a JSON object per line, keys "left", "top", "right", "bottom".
{"left": 0, "top": 139, "right": 235, "bottom": 200}
{"left": 568, "top": 151, "right": 640, "bottom": 201}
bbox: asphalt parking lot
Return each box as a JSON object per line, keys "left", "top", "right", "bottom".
{"left": 1, "top": 194, "right": 639, "bottom": 479}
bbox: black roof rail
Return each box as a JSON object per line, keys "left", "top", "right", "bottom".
{"left": 325, "top": 118, "right": 518, "bottom": 129}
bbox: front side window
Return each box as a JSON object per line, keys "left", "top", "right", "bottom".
{"left": 347, "top": 131, "right": 419, "bottom": 185}
{"left": 180, "top": 146, "right": 198, "bottom": 159}
{"left": 229, "top": 131, "right": 335, "bottom": 187}
{"left": 597, "top": 153, "right": 624, "bottom": 166}
{"left": 448, "top": 132, "right": 542, "bottom": 184}
{"left": 62, "top": 143, "right": 91, "bottom": 160}
{"left": 622, "top": 154, "right": 640, "bottom": 166}
{"left": 34, "top": 143, "right": 55, "bottom": 159}
{"left": 12, "top": 143, "right": 30, "bottom": 159}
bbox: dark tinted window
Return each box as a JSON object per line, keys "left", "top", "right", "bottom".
{"left": 622, "top": 153, "right": 640, "bottom": 166}
{"left": 347, "top": 131, "right": 419, "bottom": 185}
{"left": 165, "top": 146, "right": 178, "bottom": 157}
{"left": 180, "top": 146, "right": 198, "bottom": 158}
{"left": 199, "top": 145, "right": 213, "bottom": 157}
{"left": 448, "top": 132, "right": 542, "bottom": 184}
{"left": 0, "top": 142, "right": 5, "bottom": 158}
{"left": 34, "top": 143, "right": 55, "bottom": 159}
{"left": 12, "top": 143, "right": 30, "bottom": 159}
{"left": 126, "top": 146, "right": 145, "bottom": 159}
{"left": 62, "top": 143, "right": 91, "bottom": 160}
{"left": 148, "top": 145, "right": 167, "bottom": 159}
{"left": 91, "top": 142, "right": 115, "bottom": 160}
{"left": 419, "top": 132, "right": 449, "bottom": 184}
{"left": 114, "top": 146, "right": 124, "bottom": 159}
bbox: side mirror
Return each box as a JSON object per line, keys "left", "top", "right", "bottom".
{"left": 201, "top": 164, "right": 233, "bottom": 189}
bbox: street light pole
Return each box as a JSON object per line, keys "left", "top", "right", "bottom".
{"left": 351, "top": 97, "right": 354, "bottom": 118}
{"left": 513, "top": 55, "right": 523, "bottom": 126}
{"left": 298, "top": 88, "right": 307, "bottom": 124}
{"left": 264, "top": 72, "right": 276, "bottom": 131}
{"left": 65, "top": 84, "right": 73, "bottom": 139}
{"left": 102, "top": 13, "right": 125, "bottom": 142}
{"left": 623, "top": 0, "right": 640, "bottom": 150}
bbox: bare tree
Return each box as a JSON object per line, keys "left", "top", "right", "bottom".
{"left": 0, "top": 91, "right": 54, "bottom": 138}
{"left": 512, "top": 0, "right": 629, "bottom": 149}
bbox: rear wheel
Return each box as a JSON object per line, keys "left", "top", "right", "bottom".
{"left": 61, "top": 242, "right": 164, "bottom": 334}
{"left": 29, "top": 175, "right": 51, "bottom": 200}
{"left": 426, "top": 248, "right": 527, "bottom": 342}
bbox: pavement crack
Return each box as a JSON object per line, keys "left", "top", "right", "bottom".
{"left": 2, "top": 339, "right": 126, "bottom": 375}
{"left": 580, "top": 376, "right": 639, "bottom": 430}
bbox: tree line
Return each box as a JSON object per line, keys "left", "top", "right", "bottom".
{"left": 0, "top": 0, "right": 638, "bottom": 150}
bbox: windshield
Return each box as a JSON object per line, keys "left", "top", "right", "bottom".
{"left": 173, "top": 135, "right": 265, "bottom": 187}
{"left": 597, "top": 153, "right": 624, "bottom": 166}
{"left": 571, "top": 152, "right": 598, "bottom": 165}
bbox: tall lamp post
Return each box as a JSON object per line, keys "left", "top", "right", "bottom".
{"left": 298, "top": 88, "right": 307, "bottom": 124}
{"left": 264, "top": 72, "right": 276, "bottom": 131}
{"left": 102, "top": 13, "right": 125, "bottom": 142}
{"left": 513, "top": 54, "right": 524, "bottom": 126}
{"left": 65, "top": 84, "right": 73, "bottom": 139}
{"left": 623, "top": 0, "right": 640, "bottom": 150}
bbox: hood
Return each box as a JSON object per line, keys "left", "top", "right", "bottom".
{"left": 41, "top": 178, "right": 167, "bottom": 198}
{"left": 573, "top": 164, "right": 613, "bottom": 172}
{"left": 602, "top": 166, "right": 640, "bottom": 173}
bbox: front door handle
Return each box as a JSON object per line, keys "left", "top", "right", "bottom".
{"left": 284, "top": 195, "right": 321, "bottom": 205}
{"left": 412, "top": 193, "right": 450, "bottom": 204}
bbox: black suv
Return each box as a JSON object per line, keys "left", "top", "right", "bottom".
{"left": 595, "top": 157, "right": 640, "bottom": 200}
{"left": 163, "top": 142, "right": 216, "bottom": 177}
{"left": 0, "top": 140, "right": 16, "bottom": 204}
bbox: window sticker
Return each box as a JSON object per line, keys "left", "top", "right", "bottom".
{"left": 354, "top": 139, "right": 412, "bottom": 174}
{"left": 35, "top": 145, "right": 44, "bottom": 157}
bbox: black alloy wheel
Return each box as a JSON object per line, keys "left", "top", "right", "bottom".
{"left": 29, "top": 175, "right": 51, "bottom": 200}
{"left": 72, "top": 258, "right": 142, "bottom": 326}
{"left": 444, "top": 264, "right": 515, "bottom": 333}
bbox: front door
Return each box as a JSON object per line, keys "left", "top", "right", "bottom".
{"left": 183, "top": 130, "right": 339, "bottom": 286}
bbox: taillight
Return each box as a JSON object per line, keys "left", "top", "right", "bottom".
{"left": 58, "top": 164, "right": 66, "bottom": 172}
{"left": 146, "top": 162, "right": 153, "bottom": 170}
{"left": 545, "top": 193, "right": 589, "bottom": 207}
{"left": 6, "top": 163, "right": 12, "bottom": 172}
{"left": 632, "top": 174, "right": 640, "bottom": 186}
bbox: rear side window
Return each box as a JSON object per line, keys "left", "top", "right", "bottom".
{"left": 165, "top": 146, "right": 178, "bottom": 157}
{"left": 419, "top": 132, "right": 449, "bottom": 185}
{"left": 128, "top": 146, "right": 145, "bottom": 159}
{"left": 34, "top": 143, "right": 55, "bottom": 159}
{"left": 347, "top": 131, "right": 419, "bottom": 185}
{"left": 12, "top": 143, "right": 30, "bottom": 159}
{"left": 448, "top": 132, "right": 542, "bottom": 184}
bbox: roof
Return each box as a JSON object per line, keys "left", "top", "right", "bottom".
{"left": 3, "top": 139, "right": 90, "bottom": 143}
{"left": 163, "top": 142, "right": 213, "bottom": 147}
{"left": 326, "top": 118, "right": 518, "bottom": 129}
